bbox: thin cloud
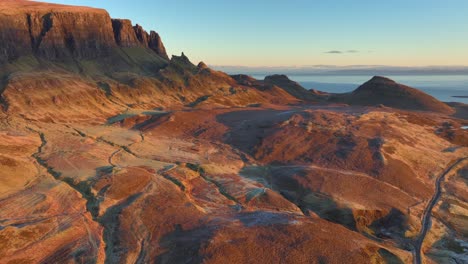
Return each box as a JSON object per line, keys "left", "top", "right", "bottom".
{"left": 325, "top": 50, "right": 343, "bottom": 54}
{"left": 324, "top": 50, "right": 360, "bottom": 54}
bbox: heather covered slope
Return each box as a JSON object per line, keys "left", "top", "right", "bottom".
{"left": 0, "top": 53, "right": 299, "bottom": 121}
{"left": 2, "top": 103, "right": 466, "bottom": 263}
{"left": 263, "top": 74, "right": 325, "bottom": 100}
{"left": 331, "top": 76, "right": 455, "bottom": 114}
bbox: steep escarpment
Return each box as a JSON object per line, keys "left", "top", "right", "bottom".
{"left": 0, "top": 0, "right": 168, "bottom": 65}
{"left": 148, "top": 30, "right": 169, "bottom": 60}
{"left": 112, "top": 19, "right": 141, "bottom": 47}
{"left": 112, "top": 19, "right": 169, "bottom": 59}
{"left": 1, "top": 0, "right": 282, "bottom": 119}
{"left": 0, "top": 0, "right": 116, "bottom": 61}
{"left": 333, "top": 76, "right": 454, "bottom": 114}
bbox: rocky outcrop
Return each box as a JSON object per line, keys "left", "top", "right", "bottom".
{"left": 112, "top": 19, "right": 140, "bottom": 47}
{"left": 148, "top": 30, "right": 169, "bottom": 60}
{"left": 133, "top": 24, "right": 149, "bottom": 46}
{"left": 129, "top": 24, "right": 169, "bottom": 60}
{"left": 0, "top": 0, "right": 168, "bottom": 64}
{"left": 168, "top": 52, "right": 198, "bottom": 73}
{"left": 197, "top": 61, "right": 209, "bottom": 70}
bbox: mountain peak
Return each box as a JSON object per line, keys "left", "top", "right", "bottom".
{"left": 264, "top": 74, "right": 291, "bottom": 82}
{"left": 368, "top": 76, "right": 396, "bottom": 83}
{"left": 345, "top": 76, "right": 455, "bottom": 113}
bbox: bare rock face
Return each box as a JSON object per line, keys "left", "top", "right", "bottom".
{"left": 0, "top": 10, "right": 32, "bottom": 62}
{"left": 34, "top": 12, "right": 116, "bottom": 59}
{"left": 0, "top": 0, "right": 169, "bottom": 64}
{"left": 148, "top": 30, "right": 169, "bottom": 60}
{"left": 0, "top": 0, "right": 116, "bottom": 61}
{"left": 133, "top": 24, "right": 149, "bottom": 46}
{"left": 132, "top": 24, "right": 169, "bottom": 60}
{"left": 112, "top": 19, "right": 140, "bottom": 47}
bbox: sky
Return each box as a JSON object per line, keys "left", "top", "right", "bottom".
{"left": 37, "top": 0, "right": 468, "bottom": 67}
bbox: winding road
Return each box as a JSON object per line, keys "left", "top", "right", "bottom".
{"left": 413, "top": 157, "right": 468, "bottom": 264}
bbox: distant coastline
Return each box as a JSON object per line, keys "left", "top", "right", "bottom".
{"left": 215, "top": 65, "right": 468, "bottom": 77}
{"left": 246, "top": 74, "right": 468, "bottom": 105}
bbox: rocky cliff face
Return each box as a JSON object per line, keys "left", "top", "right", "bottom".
{"left": 31, "top": 11, "right": 117, "bottom": 59}
{"left": 132, "top": 24, "right": 149, "bottom": 46}
{"left": 0, "top": 10, "right": 32, "bottom": 63}
{"left": 111, "top": 19, "right": 169, "bottom": 59}
{"left": 148, "top": 30, "right": 169, "bottom": 60}
{"left": 0, "top": 0, "right": 168, "bottom": 63}
{"left": 112, "top": 19, "right": 140, "bottom": 47}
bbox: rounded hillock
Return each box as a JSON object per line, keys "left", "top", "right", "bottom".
{"left": 344, "top": 76, "right": 454, "bottom": 114}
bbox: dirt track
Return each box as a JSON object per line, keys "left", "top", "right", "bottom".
{"left": 413, "top": 157, "right": 468, "bottom": 264}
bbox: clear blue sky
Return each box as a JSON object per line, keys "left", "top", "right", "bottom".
{"left": 38, "top": 0, "right": 468, "bottom": 67}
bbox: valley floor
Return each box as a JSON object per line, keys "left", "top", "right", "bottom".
{"left": 1, "top": 104, "right": 467, "bottom": 263}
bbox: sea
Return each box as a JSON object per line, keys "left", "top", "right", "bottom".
{"left": 251, "top": 75, "right": 468, "bottom": 104}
